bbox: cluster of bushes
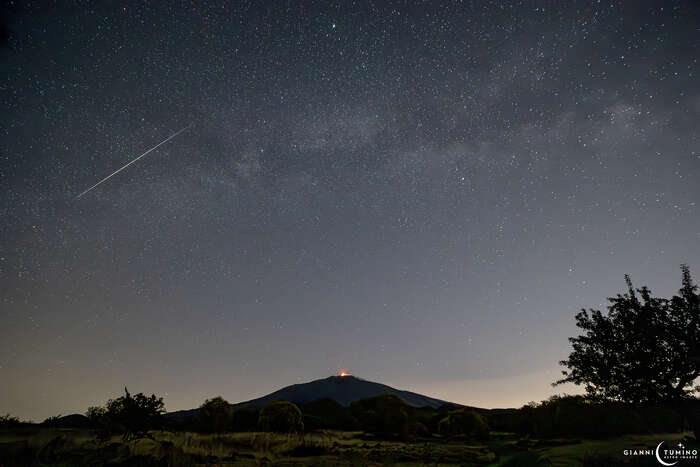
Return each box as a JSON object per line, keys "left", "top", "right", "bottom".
{"left": 300, "top": 398, "right": 358, "bottom": 430}
{"left": 23, "top": 389, "right": 692, "bottom": 442}
{"left": 325, "top": 393, "right": 487, "bottom": 441}
{"left": 0, "top": 413, "right": 23, "bottom": 428}
{"left": 174, "top": 399, "right": 303, "bottom": 434}
{"left": 349, "top": 393, "right": 413, "bottom": 438}
{"left": 82, "top": 390, "right": 305, "bottom": 437}
{"left": 484, "top": 395, "right": 690, "bottom": 439}
{"left": 173, "top": 393, "right": 487, "bottom": 441}
{"left": 10, "top": 390, "right": 693, "bottom": 442}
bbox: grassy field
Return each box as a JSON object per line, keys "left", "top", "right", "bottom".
{"left": 537, "top": 432, "right": 692, "bottom": 467}
{"left": 0, "top": 428, "right": 494, "bottom": 466}
{"left": 0, "top": 427, "right": 695, "bottom": 466}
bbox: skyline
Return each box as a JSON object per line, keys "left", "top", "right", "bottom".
{"left": 1, "top": 1, "right": 699, "bottom": 421}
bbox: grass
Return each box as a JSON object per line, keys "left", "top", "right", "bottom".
{"left": 536, "top": 432, "right": 694, "bottom": 467}
{"left": 151, "top": 430, "right": 495, "bottom": 465}
{"left": 0, "top": 428, "right": 695, "bottom": 466}
{"left": 1, "top": 428, "right": 494, "bottom": 466}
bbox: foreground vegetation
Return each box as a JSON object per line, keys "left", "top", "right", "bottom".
{"left": 5, "top": 390, "right": 697, "bottom": 465}
{"left": 0, "top": 427, "right": 492, "bottom": 466}
{"left": 1, "top": 426, "right": 696, "bottom": 466}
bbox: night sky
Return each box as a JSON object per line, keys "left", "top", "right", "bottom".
{"left": 2, "top": 1, "right": 699, "bottom": 421}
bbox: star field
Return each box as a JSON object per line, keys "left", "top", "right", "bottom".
{"left": 1, "top": 1, "right": 699, "bottom": 420}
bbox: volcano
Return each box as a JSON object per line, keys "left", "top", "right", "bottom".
{"left": 168, "top": 374, "right": 459, "bottom": 419}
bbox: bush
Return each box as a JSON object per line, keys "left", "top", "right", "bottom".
{"left": 350, "top": 394, "right": 411, "bottom": 438}
{"left": 437, "top": 416, "right": 450, "bottom": 435}
{"left": 0, "top": 414, "right": 21, "bottom": 428}
{"left": 300, "top": 398, "right": 357, "bottom": 430}
{"left": 401, "top": 420, "right": 429, "bottom": 440}
{"left": 42, "top": 415, "right": 62, "bottom": 427}
{"left": 414, "top": 406, "right": 450, "bottom": 434}
{"left": 195, "top": 396, "right": 234, "bottom": 433}
{"left": 86, "top": 387, "right": 165, "bottom": 440}
{"left": 508, "top": 395, "right": 687, "bottom": 438}
{"left": 258, "top": 401, "right": 304, "bottom": 433}
{"left": 438, "top": 408, "right": 489, "bottom": 439}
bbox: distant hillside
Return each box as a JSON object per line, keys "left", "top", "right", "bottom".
{"left": 168, "top": 375, "right": 459, "bottom": 419}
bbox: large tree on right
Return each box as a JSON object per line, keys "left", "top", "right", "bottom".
{"left": 555, "top": 265, "right": 699, "bottom": 406}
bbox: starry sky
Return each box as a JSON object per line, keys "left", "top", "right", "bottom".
{"left": 1, "top": 1, "right": 699, "bottom": 421}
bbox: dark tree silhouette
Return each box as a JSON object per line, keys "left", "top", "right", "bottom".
{"left": 195, "top": 396, "right": 234, "bottom": 433}
{"left": 86, "top": 387, "right": 165, "bottom": 440}
{"left": 258, "top": 401, "right": 304, "bottom": 433}
{"left": 0, "top": 414, "right": 21, "bottom": 428}
{"left": 555, "top": 265, "right": 699, "bottom": 404}
{"left": 438, "top": 408, "right": 489, "bottom": 439}
{"left": 349, "top": 394, "right": 411, "bottom": 438}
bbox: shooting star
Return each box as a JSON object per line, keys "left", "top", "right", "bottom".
{"left": 75, "top": 124, "right": 192, "bottom": 199}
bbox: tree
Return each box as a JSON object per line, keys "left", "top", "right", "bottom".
{"left": 86, "top": 387, "right": 165, "bottom": 440}
{"left": 42, "top": 414, "right": 62, "bottom": 427}
{"left": 300, "top": 398, "right": 358, "bottom": 430}
{"left": 258, "top": 401, "right": 304, "bottom": 433}
{"left": 0, "top": 414, "right": 21, "bottom": 428}
{"left": 438, "top": 408, "right": 489, "bottom": 439}
{"left": 195, "top": 396, "right": 234, "bottom": 433}
{"left": 555, "top": 265, "right": 699, "bottom": 405}
{"left": 349, "top": 394, "right": 411, "bottom": 438}
{"left": 555, "top": 275, "right": 665, "bottom": 404}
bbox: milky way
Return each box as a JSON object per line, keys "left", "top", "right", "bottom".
{"left": 1, "top": 1, "right": 698, "bottom": 420}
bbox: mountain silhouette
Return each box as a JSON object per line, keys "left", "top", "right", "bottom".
{"left": 168, "top": 374, "right": 459, "bottom": 419}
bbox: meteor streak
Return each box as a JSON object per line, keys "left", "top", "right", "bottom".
{"left": 75, "top": 124, "right": 192, "bottom": 199}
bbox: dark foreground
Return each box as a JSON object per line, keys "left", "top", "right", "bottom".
{"left": 0, "top": 427, "right": 696, "bottom": 466}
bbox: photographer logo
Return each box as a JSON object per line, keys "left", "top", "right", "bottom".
{"left": 624, "top": 441, "right": 698, "bottom": 465}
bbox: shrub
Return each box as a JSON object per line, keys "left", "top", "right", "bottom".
{"left": 350, "top": 394, "right": 411, "bottom": 438}
{"left": 0, "top": 414, "right": 21, "bottom": 428}
{"left": 508, "top": 395, "right": 687, "bottom": 438}
{"left": 437, "top": 416, "right": 450, "bottom": 435}
{"left": 438, "top": 408, "right": 489, "bottom": 439}
{"left": 300, "top": 398, "right": 357, "bottom": 430}
{"left": 42, "top": 414, "right": 62, "bottom": 426}
{"left": 195, "top": 396, "right": 234, "bottom": 433}
{"left": 258, "top": 401, "right": 304, "bottom": 433}
{"left": 401, "top": 420, "right": 429, "bottom": 440}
